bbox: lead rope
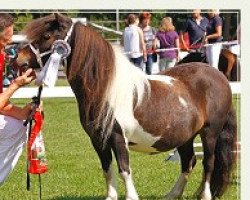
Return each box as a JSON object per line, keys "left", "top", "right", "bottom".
{"left": 24, "top": 85, "right": 43, "bottom": 200}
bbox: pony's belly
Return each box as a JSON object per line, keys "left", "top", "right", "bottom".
{"left": 128, "top": 142, "right": 159, "bottom": 153}
{"left": 126, "top": 128, "right": 161, "bottom": 153}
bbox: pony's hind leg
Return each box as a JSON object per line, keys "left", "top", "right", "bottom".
{"left": 199, "top": 111, "right": 236, "bottom": 200}
{"left": 198, "top": 125, "right": 219, "bottom": 200}
{"left": 91, "top": 137, "right": 118, "bottom": 200}
{"left": 166, "top": 138, "right": 196, "bottom": 200}
{"left": 110, "top": 128, "right": 139, "bottom": 200}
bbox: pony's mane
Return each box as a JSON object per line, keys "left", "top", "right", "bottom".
{"left": 68, "top": 22, "right": 116, "bottom": 135}
{"left": 69, "top": 22, "right": 149, "bottom": 142}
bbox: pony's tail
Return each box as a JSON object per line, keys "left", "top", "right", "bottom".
{"left": 210, "top": 106, "right": 238, "bottom": 198}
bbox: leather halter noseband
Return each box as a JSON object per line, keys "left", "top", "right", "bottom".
{"left": 28, "top": 22, "right": 74, "bottom": 69}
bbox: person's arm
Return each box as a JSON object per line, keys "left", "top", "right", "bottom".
{"left": 175, "top": 37, "right": 180, "bottom": 62}
{"left": 152, "top": 38, "right": 157, "bottom": 52}
{"left": 179, "top": 19, "right": 190, "bottom": 51}
{"left": 206, "top": 16, "right": 223, "bottom": 42}
{"left": 138, "top": 28, "right": 147, "bottom": 62}
{"left": 205, "top": 25, "right": 222, "bottom": 41}
{"left": 151, "top": 28, "right": 157, "bottom": 52}
{"left": 0, "top": 81, "right": 20, "bottom": 110}
{"left": 0, "top": 103, "right": 32, "bottom": 120}
{"left": 0, "top": 69, "right": 34, "bottom": 120}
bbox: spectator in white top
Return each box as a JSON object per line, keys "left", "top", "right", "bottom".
{"left": 123, "top": 14, "right": 147, "bottom": 69}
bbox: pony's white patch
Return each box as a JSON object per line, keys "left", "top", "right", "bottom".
{"left": 147, "top": 74, "right": 175, "bottom": 86}
{"left": 179, "top": 96, "right": 188, "bottom": 107}
{"left": 104, "top": 167, "right": 118, "bottom": 200}
{"left": 127, "top": 119, "right": 161, "bottom": 153}
{"left": 166, "top": 173, "right": 188, "bottom": 200}
{"left": 120, "top": 171, "right": 139, "bottom": 200}
{"left": 201, "top": 181, "right": 212, "bottom": 200}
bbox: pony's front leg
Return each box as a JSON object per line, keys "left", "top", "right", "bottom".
{"left": 110, "top": 129, "right": 139, "bottom": 200}
{"left": 104, "top": 166, "right": 118, "bottom": 200}
{"left": 91, "top": 137, "right": 118, "bottom": 200}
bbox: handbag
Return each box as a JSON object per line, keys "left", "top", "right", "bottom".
{"left": 152, "top": 52, "right": 158, "bottom": 63}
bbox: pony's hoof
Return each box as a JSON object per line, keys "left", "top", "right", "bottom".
{"left": 105, "top": 196, "right": 117, "bottom": 200}
{"left": 126, "top": 198, "right": 139, "bottom": 200}
{"left": 125, "top": 196, "right": 139, "bottom": 200}
{"left": 200, "top": 194, "right": 212, "bottom": 200}
{"left": 165, "top": 192, "right": 181, "bottom": 200}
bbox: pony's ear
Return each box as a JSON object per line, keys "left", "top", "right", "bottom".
{"left": 42, "top": 13, "right": 58, "bottom": 25}
{"left": 54, "top": 12, "right": 63, "bottom": 24}
{"left": 54, "top": 13, "right": 72, "bottom": 27}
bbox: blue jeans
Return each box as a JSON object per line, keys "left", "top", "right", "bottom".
{"left": 129, "top": 57, "right": 143, "bottom": 70}
{"left": 159, "top": 58, "right": 176, "bottom": 71}
{"left": 145, "top": 54, "right": 153, "bottom": 75}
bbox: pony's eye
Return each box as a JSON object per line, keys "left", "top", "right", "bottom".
{"left": 44, "top": 33, "right": 51, "bottom": 40}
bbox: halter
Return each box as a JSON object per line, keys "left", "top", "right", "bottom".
{"left": 28, "top": 22, "right": 74, "bottom": 69}
{"left": 28, "top": 43, "right": 52, "bottom": 69}
{"left": 25, "top": 22, "right": 75, "bottom": 87}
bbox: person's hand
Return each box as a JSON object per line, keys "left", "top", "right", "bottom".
{"left": 13, "top": 68, "right": 35, "bottom": 87}
{"left": 37, "top": 101, "right": 43, "bottom": 112}
{"left": 21, "top": 101, "right": 43, "bottom": 120}
{"left": 176, "top": 56, "right": 180, "bottom": 62}
{"left": 182, "top": 45, "right": 189, "bottom": 51}
{"left": 20, "top": 102, "right": 33, "bottom": 119}
{"left": 143, "top": 55, "right": 147, "bottom": 62}
{"left": 204, "top": 37, "right": 209, "bottom": 44}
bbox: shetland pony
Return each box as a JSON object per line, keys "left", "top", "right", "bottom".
{"left": 15, "top": 13, "right": 237, "bottom": 200}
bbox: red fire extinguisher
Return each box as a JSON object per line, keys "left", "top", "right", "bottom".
{"left": 24, "top": 85, "right": 47, "bottom": 199}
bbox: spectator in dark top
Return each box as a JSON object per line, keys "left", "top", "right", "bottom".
{"left": 180, "top": 9, "right": 208, "bottom": 50}
{"left": 205, "top": 9, "right": 223, "bottom": 44}
{"left": 139, "top": 12, "right": 156, "bottom": 75}
{"left": 205, "top": 9, "right": 223, "bottom": 69}
{"left": 156, "top": 17, "right": 180, "bottom": 71}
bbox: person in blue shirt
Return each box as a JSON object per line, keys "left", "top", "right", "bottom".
{"left": 205, "top": 9, "right": 224, "bottom": 69}
{"left": 205, "top": 9, "right": 223, "bottom": 44}
{"left": 180, "top": 9, "right": 208, "bottom": 50}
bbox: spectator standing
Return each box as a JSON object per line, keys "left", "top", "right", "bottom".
{"left": 205, "top": 9, "right": 223, "bottom": 69}
{"left": 156, "top": 17, "right": 180, "bottom": 71}
{"left": 139, "top": 12, "right": 156, "bottom": 75}
{"left": 0, "top": 13, "right": 35, "bottom": 185}
{"left": 123, "top": 14, "right": 147, "bottom": 69}
{"left": 180, "top": 9, "right": 208, "bottom": 50}
{"left": 205, "top": 9, "right": 223, "bottom": 44}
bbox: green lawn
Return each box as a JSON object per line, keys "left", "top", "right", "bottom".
{"left": 0, "top": 97, "right": 240, "bottom": 200}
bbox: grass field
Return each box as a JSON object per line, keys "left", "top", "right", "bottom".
{"left": 0, "top": 96, "right": 240, "bottom": 200}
